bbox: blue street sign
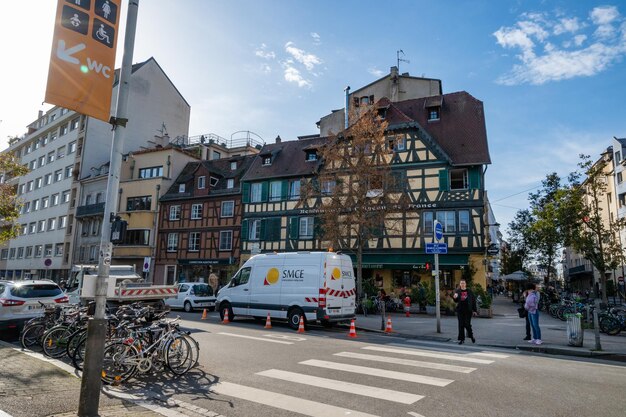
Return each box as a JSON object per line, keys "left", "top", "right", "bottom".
{"left": 425, "top": 242, "right": 448, "bottom": 254}
{"left": 434, "top": 221, "right": 444, "bottom": 241}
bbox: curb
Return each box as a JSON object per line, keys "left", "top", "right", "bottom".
{"left": 515, "top": 344, "right": 626, "bottom": 362}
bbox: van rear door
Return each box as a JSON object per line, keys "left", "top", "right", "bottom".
{"left": 324, "top": 254, "right": 355, "bottom": 317}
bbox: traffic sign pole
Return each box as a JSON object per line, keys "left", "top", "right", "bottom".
{"left": 78, "top": 1, "right": 139, "bottom": 416}
{"left": 433, "top": 221, "right": 442, "bottom": 333}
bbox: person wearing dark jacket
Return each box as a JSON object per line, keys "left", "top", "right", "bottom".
{"left": 453, "top": 279, "right": 477, "bottom": 344}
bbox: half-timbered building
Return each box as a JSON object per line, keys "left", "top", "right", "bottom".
{"left": 241, "top": 91, "right": 491, "bottom": 291}
{"left": 154, "top": 155, "right": 255, "bottom": 287}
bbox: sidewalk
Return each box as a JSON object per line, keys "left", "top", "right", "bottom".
{"left": 352, "top": 296, "right": 626, "bottom": 362}
{"left": 0, "top": 341, "right": 163, "bottom": 417}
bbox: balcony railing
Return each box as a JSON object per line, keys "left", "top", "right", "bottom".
{"left": 76, "top": 202, "right": 105, "bottom": 218}
{"left": 568, "top": 264, "right": 591, "bottom": 275}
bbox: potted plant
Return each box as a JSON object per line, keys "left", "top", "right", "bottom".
{"left": 410, "top": 285, "right": 426, "bottom": 313}
{"left": 422, "top": 281, "right": 437, "bottom": 314}
{"left": 473, "top": 283, "right": 493, "bottom": 318}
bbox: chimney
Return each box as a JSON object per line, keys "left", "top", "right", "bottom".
{"left": 390, "top": 66, "right": 399, "bottom": 79}
{"left": 344, "top": 86, "right": 350, "bottom": 129}
{"left": 275, "top": 135, "right": 281, "bottom": 144}
{"left": 38, "top": 110, "right": 43, "bottom": 118}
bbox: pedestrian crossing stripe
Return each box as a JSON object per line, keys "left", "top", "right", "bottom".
{"left": 208, "top": 381, "right": 379, "bottom": 417}
{"left": 216, "top": 332, "right": 293, "bottom": 344}
{"left": 333, "top": 351, "right": 476, "bottom": 373}
{"left": 299, "top": 359, "right": 454, "bottom": 386}
{"left": 371, "top": 345, "right": 495, "bottom": 364}
{"left": 257, "top": 369, "right": 423, "bottom": 404}
{"left": 400, "top": 340, "right": 511, "bottom": 358}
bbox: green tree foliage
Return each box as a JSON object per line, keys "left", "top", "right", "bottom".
{"left": 505, "top": 209, "right": 535, "bottom": 274}
{"left": 0, "top": 152, "right": 28, "bottom": 244}
{"left": 558, "top": 154, "right": 626, "bottom": 304}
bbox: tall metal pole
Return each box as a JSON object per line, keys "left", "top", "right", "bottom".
{"left": 435, "top": 252, "right": 441, "bottom": 333}
{"left": 78, "top": 1, "right": 139, "bottom": 415}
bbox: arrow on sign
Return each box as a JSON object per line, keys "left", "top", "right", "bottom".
{"left": 57, "top": 40, "right": 85, "bottom": 64}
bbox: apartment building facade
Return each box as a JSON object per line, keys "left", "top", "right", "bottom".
{"left": 240, "top": 92, "right": 492, "bottom": 291}
{"left": 154, "top": 155, "right": 256, "bottom": 287}
{"left": 0, "top": 57, "right": 190, "bottom": 281}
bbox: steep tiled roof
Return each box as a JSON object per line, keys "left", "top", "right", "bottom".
{"left": 241, "top": 136, "right": 327, "bottom": 181}
{"left": 390, "top": 92, "right": 491, "bottom": 165}
{"left": 160, "top": 155, "right": 255, "bottom": 201}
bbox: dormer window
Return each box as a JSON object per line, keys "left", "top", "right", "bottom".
{"left": 305, "top": 151, "right": 318, "bottom": 161}
{"left": 179, "top": 183, "right": 186, "bottom": 193}
{"left": 262, "top": 156, "right": 272, "bottom": 166}
{"left": 230, "top": 161, "right": 237, "bottom": 170}
{"left": 210, "top": 176, "right": 219, "bottom": 187}
{"left": 428, "top": 107, "right": 440, "bottom": 121}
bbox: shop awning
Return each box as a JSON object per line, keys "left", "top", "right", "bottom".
{"left": 347, "top": 253, "right": 468, "bottom": 270}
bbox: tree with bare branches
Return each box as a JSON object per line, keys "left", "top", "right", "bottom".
{"left": 312, "top": 107, "right": 407, "bottom": 298}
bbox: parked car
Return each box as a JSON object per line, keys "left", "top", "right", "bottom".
{"left": 165, "top": 282, "right": 216, "bottom": 312}
{"left": 0, "top": 280, "right": 68, "bottom": 331}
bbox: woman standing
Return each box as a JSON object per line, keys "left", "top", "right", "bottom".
{"left": 525, "top": 283, "right": 542, "bottom": 345}
{"left": 453, "top": 279, "right": 477, "bottom": 345}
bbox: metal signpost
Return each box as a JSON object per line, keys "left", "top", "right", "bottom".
{"left": 39, "top": 0, "right": 141, "bottom": 415}
{"left": 431, "top": 221, "right": 446, "bottom": 333}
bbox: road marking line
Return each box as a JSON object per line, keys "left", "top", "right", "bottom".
{"left": 368, "top": 345, "right": 494, "bottom": 364}
{"left": 216, "top": 332, "right": 293, "bottom": 344}
{"left": 334, "top": 352, "right": 476, "bottom": 373}
{"left": 400, "top": 340, "right": 511, "bottom": 358}
{"left": 264, "top": 334, "right": 306, "bottom": 342}
{"left": 257, "top": 369, "right": 423, "bottom": 404}
{"left": 208, "top": 381, "right": 379, "bottom": 417}
{"left": 0, "top": 410, "right": 14, "bottom": 417}
{"left": 300, "top": 359, "right": 454, "bottom": 387}
{"left": 408, "top": 412, "right": 426, "bottom": 417}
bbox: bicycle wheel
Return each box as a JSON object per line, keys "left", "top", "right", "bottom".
{"left": 600, "top": 317, "right": 621, "bottom": 335}
{"left": 66, "top": 328, "right": 87, "bottom": 359}
{"left": 20, "top": 323, "right": 45, "bottom": 352}
{"left": 71, "top": 334, "right": 89, "bottom": 370}
{"left": 101, "top": 342, "right": 139, "bottom": 384}
{"left": 42, "top": 326, "right": 72, "bottom": 358}
{"left": 165, "top": 336, "right": 194, "bottom": 375}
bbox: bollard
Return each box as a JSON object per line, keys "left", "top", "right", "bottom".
{"left": 593, "top": 299, "right": 602, "bottom": 351}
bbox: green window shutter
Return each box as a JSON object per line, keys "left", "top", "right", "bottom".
{"left": 289, "top": 217, "right": 299, "bottom": 239}
{"left": 242, "top": 183, "right": 250, "bottom": 203}
{"left": 438, "top": 169, "right": 449, "bottom": 191}
{"left": 261, "top": 182, "right": 269, "bottom": 202}
{"left": 241, "top": 219, "right": 248, "bottom": 241}
{"left": 469, "top": 167, "right": 481, "bottom": 190}
{"left": 313, "top": 217, "right": 321, "bottom": 238}
{"left": 281, "top": 180, "right": 289, "bottom": 200}
{"left": 260, "top": 218, "right": 267, "bottom": 240}
{"left": 269, "top": 217, "right": 281, "bottom": 241}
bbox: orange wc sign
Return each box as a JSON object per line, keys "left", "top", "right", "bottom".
{"left": 45, "top": 0, "right": 121, "bottom": 122}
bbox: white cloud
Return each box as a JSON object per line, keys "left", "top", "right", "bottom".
{"left": 255, "top": 43, "right": 276, "bottom": 60}
{"left": 284, "top": 42, "right": 322, "bottom": 71}
{"left": 368, "top": 67, "right": 384, "bottom": 77}
{"left": 283, "top": 65, "right": 311, "bottom": 88}
{"left": 554, "top": 17, "right": 581, "bottom": 35}
{"left": 310, "top": 32, "right": 321, "bottom": 44}
{"left": 494, "top": 6, "right": 626, "bottom": 85}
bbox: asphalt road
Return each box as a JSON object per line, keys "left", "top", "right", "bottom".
{"left": 115, "top": 310, "right": 626, "bottom": 417}
{"left": 2, "top": 310, "right": 625, "bottom": 417}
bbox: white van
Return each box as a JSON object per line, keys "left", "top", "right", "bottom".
{"left": 216, "top": 252, "right": 355, "bottom": 329}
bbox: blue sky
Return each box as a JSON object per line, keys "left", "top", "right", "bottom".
{"left": 1, "top": 0, "right": 625, "bottom": 234}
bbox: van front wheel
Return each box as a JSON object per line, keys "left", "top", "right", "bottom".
{"left": 288, "top": 308, "right": 305, "bottom": 331}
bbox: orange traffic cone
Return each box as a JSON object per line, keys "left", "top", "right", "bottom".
{"left": 297, "top": 315, "right": 305, "bottom": 333}
{"left": 201, "top": 309, "right": 207, "bottom": 320}
{"left": 348, "top": 319, "right": 357, "bottom": 338}
{"left": 264, "top": 312, "right": 272, "bottom": 329}
{"left": 222, "top": 308, "right": 230, "bottom": 324}
{"left": 385, "top": 316, "right": 393, "bottom": 333}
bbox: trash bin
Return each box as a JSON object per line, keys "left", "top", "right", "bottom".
{"left": 566, "top": 313, "right": 584, "bottom": 347}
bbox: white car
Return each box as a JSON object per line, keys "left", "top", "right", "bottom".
{"left": 165, "top": 282, "right": 216, "bottom": 312}
{"left": 0, "top": 280, "right": 68, "bottom": 331}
